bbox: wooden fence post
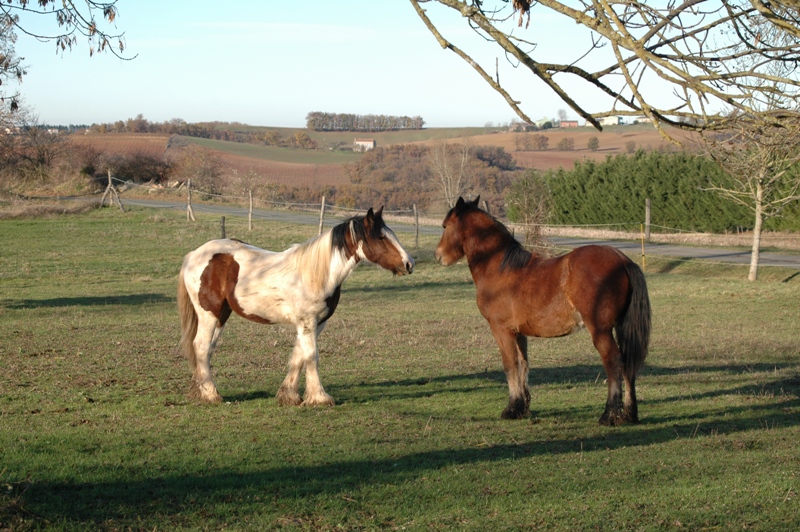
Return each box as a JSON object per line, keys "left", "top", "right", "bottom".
{"left": 640, "top": 223, "right": 646, "bottom": 272}
{"left": 220, "top": 216, "right": 226, "bottom": 239}
{"left": 186, "top": 179, "right": 196, "bottom": 222}
{"left": 100, "top": 170, "right": 124, "bottom": 212}
{"left": 318, "top": 196, "right": 326, "bottom": 236}
{"left": 645, "top": 198, "right": 651, "bottom": 242}
{"left": 413, "top": 204, "right": 419, "bottom": 251}
{"left": 248, "top": 189, "right": 253, "bottom": 232}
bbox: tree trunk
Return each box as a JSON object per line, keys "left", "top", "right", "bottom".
{"left": 748, "top": 182, "right": 764, "bottom": 282}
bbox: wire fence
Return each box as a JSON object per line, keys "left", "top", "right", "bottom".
{"left": 98, "top": 175, "right": 800, "bottom": 270}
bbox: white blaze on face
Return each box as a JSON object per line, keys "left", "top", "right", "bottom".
{"left": 383, "top": 227, "right": 414, "bottom": 272}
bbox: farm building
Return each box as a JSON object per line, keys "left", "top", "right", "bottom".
{"left": 597, "top": 116, "right": 623, "bottom": 126}
{"left": 353, "top": 139, "right": 377, "bottom": 152}
{"left": 560, "top": 120, "right": 580, "bottom": 128}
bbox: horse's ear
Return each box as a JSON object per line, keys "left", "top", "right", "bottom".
{"left": 470, "top": 195, "right": 481, "bottom": 208}
{"left": 374, "top": 205, "right": 384, "bottom": 218}
{"left": 455, "top": 197, "right": 466, "bottom": 211}
{"left": 366, "top": 207, "right": 375, "bottom": 221}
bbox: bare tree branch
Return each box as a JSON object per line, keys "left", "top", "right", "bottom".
{"left": 0, "top": 0, "right": 135, "bottom": 60}
{"left": 411, "top": 0, "right": 800, "bottom": 142}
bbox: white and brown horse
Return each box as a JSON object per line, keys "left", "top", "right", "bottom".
{"left": 178, "top": 207, "right": 414, "bottom": 405}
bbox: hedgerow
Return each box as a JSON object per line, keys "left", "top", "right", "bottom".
{"left": 542, "top": 150, "right": 800, "bottom": 232}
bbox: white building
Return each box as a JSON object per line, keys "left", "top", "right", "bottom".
{"left": 598, "top": 116, "right": 623, "bottom": 126}
{"left": 353, "top": 139, "right": 376, "bottom": 152}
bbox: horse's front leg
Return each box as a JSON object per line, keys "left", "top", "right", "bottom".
{"left": 300, "top": 321, "right": 334, "bottom": 406}
{"left": 276, "top": 324, "right": 305, "bottom": 406}
{"left": 276, "top": 320, "right": 334, "bottom": 407}
{"left": 489, "top": 324, "right": 530, "bottom": 420}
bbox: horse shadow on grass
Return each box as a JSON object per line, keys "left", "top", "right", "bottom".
{"left": 12, "top": 377, "right": 800, "bottom": 529}
{"left": 327, "top": 361, "right": 799, "bottom": 405}
{"left": 223, "top": 360, "right": 799, "bottom": 407}
{"left": 1, "top": 293, "right": 173, "bottom": 309}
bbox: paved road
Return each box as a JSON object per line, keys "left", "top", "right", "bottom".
{"left": 122, "top": 197, "right": 800, "bottom": 270}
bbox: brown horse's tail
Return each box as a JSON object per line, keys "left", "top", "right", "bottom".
{"left": 617, "top": 261, "right": 651, "bottom": 381}
{"left": 177, "top": 269, "right": 198, "bottom": 370}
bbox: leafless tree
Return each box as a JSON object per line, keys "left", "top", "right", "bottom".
{"left": 428, "top": 142, "right": 471, "bottom": 208}
{"left": 506, "top": 170, "right": 553, "bottom": 252}
{"left": 703, "top": 112, "right": 800, "bottom": 281}
{"left": 173, "top": 144, "right": 223, "bottom": 195}
{"left": 409, "top": 0, "right": 800, "bottom": 142}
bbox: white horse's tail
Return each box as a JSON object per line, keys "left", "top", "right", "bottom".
{"left": 177, "top": 269, "right": 198, "bottom": 370}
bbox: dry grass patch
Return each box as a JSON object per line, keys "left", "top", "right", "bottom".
{"left": 0, "top": 197, "right": 97, "bottom": 219}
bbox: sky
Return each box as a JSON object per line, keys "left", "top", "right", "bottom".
{"left": 11, "top": 0, "right": 630, "bottom": 128}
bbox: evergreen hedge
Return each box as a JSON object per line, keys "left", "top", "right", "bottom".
{"left": 540, "top": 150, "right": 800, "bottom": 232}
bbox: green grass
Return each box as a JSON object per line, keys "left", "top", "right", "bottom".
{"left": 181, "top": 137, "right": 362, "bottom": 165}
{"left": 1, "top": 207, "right": 799, "bottom": 530}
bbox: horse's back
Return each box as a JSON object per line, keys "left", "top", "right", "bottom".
{"left": 183, "top": 239, "right": 275, "bottom": 273}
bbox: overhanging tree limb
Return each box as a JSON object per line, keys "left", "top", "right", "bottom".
{"left": 411, "top": 0, "right": 800, "bottom": 142}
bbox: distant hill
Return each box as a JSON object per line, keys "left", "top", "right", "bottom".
{"left": 72, "top": 124, "right": 692, "bottom": 187}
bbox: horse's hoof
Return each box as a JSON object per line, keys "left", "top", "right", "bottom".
{"left": 302, "top": 393, "right": 335, "bottom": 407}
{"left": 501, "top": 407, "right": 527, "bottom": 420}
{"left": 203, "top": 393, "right": 223, "bottom": 404}
{"left": 599, "top": 412, "right": 625, "bottom": 426}
{"left": 276, "top": 388, "right": 302, "bottom": 406}
{"left": 189, "top": 381, "right": 222, "bottom": 404}
{"left": 623, "top": 412, "right": 640, "bottom": 424}
{"left": 501, "top": 397, "right": 529, "bottom": 420}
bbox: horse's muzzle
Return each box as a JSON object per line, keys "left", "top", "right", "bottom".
{"left": 396, "top": 258, "right": 414, "bottom": 275}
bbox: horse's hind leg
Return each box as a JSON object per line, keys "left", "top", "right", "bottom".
{"left": 490, "top": 324, "right": 530, "bottom": 420}
{"left": 191, "top": 311, "right": 224, "bottom": 404}
{"left": 276, "top": 337, "right": 304, "bottom": 406}
{"left": 591, "top": 328, "right": 625, "bottom": 426}
{"left": 622, "top": 372, "right": 638, "bottom": 423}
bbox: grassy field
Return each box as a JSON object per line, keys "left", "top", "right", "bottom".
{"left": 1, "top": 207, "right": 799, "bottom": 530}
{"left": 182, "top": 137, "right": 362, "bottom": 166}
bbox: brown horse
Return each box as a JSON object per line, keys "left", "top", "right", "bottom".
{"left": 435, "top": 197, "right": 651, "bottom": 425}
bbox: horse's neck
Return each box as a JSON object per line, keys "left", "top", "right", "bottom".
{"left": 329, "top": 248, "right": 359, "bottom": 288}
{"left": 465, "top": 222, "right": 535, "bottom": 283}
{"left": 464, "top": 223, "right": 512, "bottom": 267}
{"left": 320, "top": 232, "right": 360, "bottom": 292}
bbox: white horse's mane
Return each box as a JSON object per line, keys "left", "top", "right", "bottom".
{"left": 283, "top": 229, "right": 339, "bottom": 294}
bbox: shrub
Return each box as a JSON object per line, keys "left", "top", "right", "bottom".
{"left": 557, "top": 137, "right": 575, "bottom": 151}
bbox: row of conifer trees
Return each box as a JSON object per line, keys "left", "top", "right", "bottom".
{"left": 539, "top": 150, "right": 800, "bottom": 232}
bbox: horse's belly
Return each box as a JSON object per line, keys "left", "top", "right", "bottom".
{"left": 521, "top": 309, "right": 584, "bottom": 338}
{"left": 234, "top": 288, "right": 295, "bottom": 324}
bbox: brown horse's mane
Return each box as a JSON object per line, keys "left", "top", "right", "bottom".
{"left": 463, "top": 205, "right": 533, "bottom": 271}
{"left": 330, "top": 213, "right": 383, "bottom": 255}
